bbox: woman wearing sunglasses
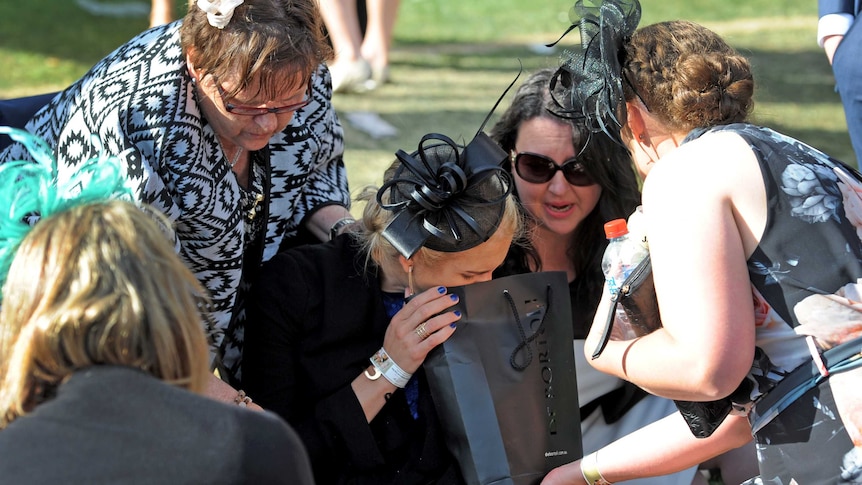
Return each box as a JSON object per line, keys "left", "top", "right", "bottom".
{"left": 0, "top": 0, "right": 354, "bottom": 400}
{"left": 491, "top": 68, "right": 757, "bottom": 484}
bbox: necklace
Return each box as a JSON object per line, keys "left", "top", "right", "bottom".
{"left": 228, "top": 146, "right": 243, "bottom": 168}
{"left": 218, "top": 138, "right": 243, "bottom": 168}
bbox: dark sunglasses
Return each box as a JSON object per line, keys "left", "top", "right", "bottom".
{"left": 214, "top": 76, "right": 312, "bottom": 116}
{"left": 512, "top": 151, "right": 594, "bottom": 186}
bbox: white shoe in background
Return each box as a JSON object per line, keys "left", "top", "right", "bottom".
{"left": 330, "top": 59, "right": 374, "bottom": 94}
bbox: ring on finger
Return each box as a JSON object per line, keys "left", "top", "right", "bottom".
{"left": 415, "top": 322, "right": 430, "bottom": 340}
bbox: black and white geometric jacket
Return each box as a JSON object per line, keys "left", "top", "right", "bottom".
{"left": 0, "top": 22, "right": 350, "bottom": 379}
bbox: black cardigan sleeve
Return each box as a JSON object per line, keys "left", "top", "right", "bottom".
{"left": 242, "top": 239, "right": 394, "bottom": 478}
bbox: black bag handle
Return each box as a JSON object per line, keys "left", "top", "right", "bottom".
{"left": 503, "top": 284, "right": 553, "bottom": 370}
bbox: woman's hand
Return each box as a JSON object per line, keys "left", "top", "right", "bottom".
{"left": 204, "top": 372, "right": 265, "bottom": 411}
{"left": 381, "top": 285, "right": 461, "bottom": 374}
{"left": 351, "top": 285, "right": 461, "bottom": 422}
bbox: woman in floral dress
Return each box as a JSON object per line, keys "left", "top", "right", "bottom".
{"left": 542, "top": 1, "right": 862, "bottom": 483}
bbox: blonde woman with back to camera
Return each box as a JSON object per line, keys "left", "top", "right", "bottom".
{"left": 0, "top": 128, "right": 314, "bottom": 484}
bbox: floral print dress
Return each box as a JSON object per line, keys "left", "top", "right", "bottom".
{"left": 684, "top": 123, "right": 862, "bottom": 484}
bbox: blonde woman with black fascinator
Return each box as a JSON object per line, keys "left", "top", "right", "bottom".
{"left": 543, "top": 0, "right": 862, "bottom": 484}
{"left": 242, "top": 120, "right": 522, "bottom": 483}
{"left": 0, "top": 128, "right": 313, "bottom": 484}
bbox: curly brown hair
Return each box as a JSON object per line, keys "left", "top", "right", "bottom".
{"left": 621, "top": 20, "right": 754, "bottom": 133}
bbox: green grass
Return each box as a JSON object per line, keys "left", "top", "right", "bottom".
{"left": 340, "top": 0, "right": 853, "bottom": 201}
{"left": 1, "top": 3, "right": 830, "bottom": 483}
{"left": 0, "top": 0, "right": 853, "bottom": 209}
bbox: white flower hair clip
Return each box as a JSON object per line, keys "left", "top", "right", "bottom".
{"left": 197, "top": 0, "right": 244, "bottom": 29}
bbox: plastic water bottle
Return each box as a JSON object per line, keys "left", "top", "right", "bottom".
{"left": 601, "top": 218, "right": 649, "bottom": 340}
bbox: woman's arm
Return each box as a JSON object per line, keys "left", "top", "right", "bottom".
{"left": 243, "top": 249, "right": 461, "bottom": 461}
{"left": 294, "top": 64, "right": 352, "bottom": 242}
{"left": 542, "top": 412, "right": 753, "bottom": 484}
{"left": 350, "top": 285, "right": 462, "bottom": 421}
{"left": 586, "top": 133, "right": 766, "bottom": 401}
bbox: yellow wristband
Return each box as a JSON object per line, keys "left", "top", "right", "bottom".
{"left": 581, "top": 452, "right": 612, "bottom": 485}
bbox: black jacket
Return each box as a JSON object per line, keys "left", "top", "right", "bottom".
{"left": 0, "top": 366, "right": 313, "bottom": 484}
{"left": 243, "top": 235, "right": 462, "bottom": 485}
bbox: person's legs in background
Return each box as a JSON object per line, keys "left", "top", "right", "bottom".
{"left": 150, "top": 0, "right": 173, "bottom": 27}
{"left": 318, "top": 0, "right": 400, "bottom": 93}
{"left": 319, "top": 0, "right": 373, "bottom": 93}
{"left": 360, "top": 0, "right": 400, "bottom": 86}
{"left": 832, "top": 20, "right": 862, "bottom": 165}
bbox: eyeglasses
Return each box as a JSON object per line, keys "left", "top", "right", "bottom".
{"left": 512, "top": 151, "right": 595, "bottom": 186}
{"left": 214, "top": 77, "right": 312, "bottom": 116}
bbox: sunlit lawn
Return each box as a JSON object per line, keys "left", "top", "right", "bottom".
{"left": 0, "top": 0, "right": 851, "bottom": 204}
{"left": 0, "top": 1, "right": 843, "bottom": 483}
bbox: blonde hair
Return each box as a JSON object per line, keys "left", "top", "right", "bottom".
{"left": 354, "top": 160, "right": 523, "bottom": 270}
{"left": 0, "top": 201, "right": 210, "bottom": 428}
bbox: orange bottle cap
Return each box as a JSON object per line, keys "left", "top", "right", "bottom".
{"left": 604, "top": 219, "right": 629, "bottom": 239}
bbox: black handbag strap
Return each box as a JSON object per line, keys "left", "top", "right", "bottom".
{"left": 503, "top": 284, "right": 552, "bottom": 371}
{"left": 750, "top": 334, "right": 862, "bottom": 433}
{"left": 591, "top": 255, "right": 652, "bottom": 359}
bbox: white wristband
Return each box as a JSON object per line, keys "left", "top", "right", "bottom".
{"left": 370, "top": 347, "right": 412, "bottom": 388}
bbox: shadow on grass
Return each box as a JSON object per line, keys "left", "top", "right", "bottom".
{"left": 747, "top": 49, "right": 837, "bottom": 104}
{"left": 0, "top": 0, "right": 151, "bottom": 68}
{"left": 335, "top": 43, "right": 854, "bottom": 188}
{"left": 2, "top": 3, "right": 852, "bottom": 166}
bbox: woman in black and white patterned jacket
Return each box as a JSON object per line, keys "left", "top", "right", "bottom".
{"left": 0, "top": 0, "right": 354, "bottom": 398}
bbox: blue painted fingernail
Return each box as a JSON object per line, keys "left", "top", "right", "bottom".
{"left": 450, "top": 322, "right": 458, "bottom": 328}
{"left": 453, "top": 310, "right": 461, "bottom": 317}
{"left": 450, "top": 294, "right": 458, "bottom": 302}
{"left": 437, "top": 286, "right": 446, "bottom": 294}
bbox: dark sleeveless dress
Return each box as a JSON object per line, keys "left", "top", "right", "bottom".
{"left": 685, "top": 123, "right": 862, "bottom": 484}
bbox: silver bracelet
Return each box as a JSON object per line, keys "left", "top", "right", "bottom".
{"left": 329, "top": 216, "right": 356, "bottom": 240}
{"left": 369, "top": 347, "right": 412, "bottom": 388}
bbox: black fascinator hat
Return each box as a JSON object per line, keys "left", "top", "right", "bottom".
{"left": 548, "top": 0, "right": 641, "bottom": 144}
{"left": 376, "top": 75, "right": 522, "bottom": 259}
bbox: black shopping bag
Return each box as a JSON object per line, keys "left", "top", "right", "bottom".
{"left": 424, "top": 271, "right": 582, "bottom": 485}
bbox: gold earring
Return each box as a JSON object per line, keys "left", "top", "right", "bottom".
{"left": 407, "top": 265, "right": 415, "bottom": 296}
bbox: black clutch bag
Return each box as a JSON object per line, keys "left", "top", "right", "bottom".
{"left": 591, "top": 256, "right": 661, "bottom": 359}
{"left": 590, "top": 255, "right": 735, "bottom": 439}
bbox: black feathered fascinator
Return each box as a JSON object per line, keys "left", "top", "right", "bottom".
{"left": 376, "top": 75, "right": 521, "bottom": 259}
{"left": 548, "top": 0, "right": 641, "bottom": 144}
